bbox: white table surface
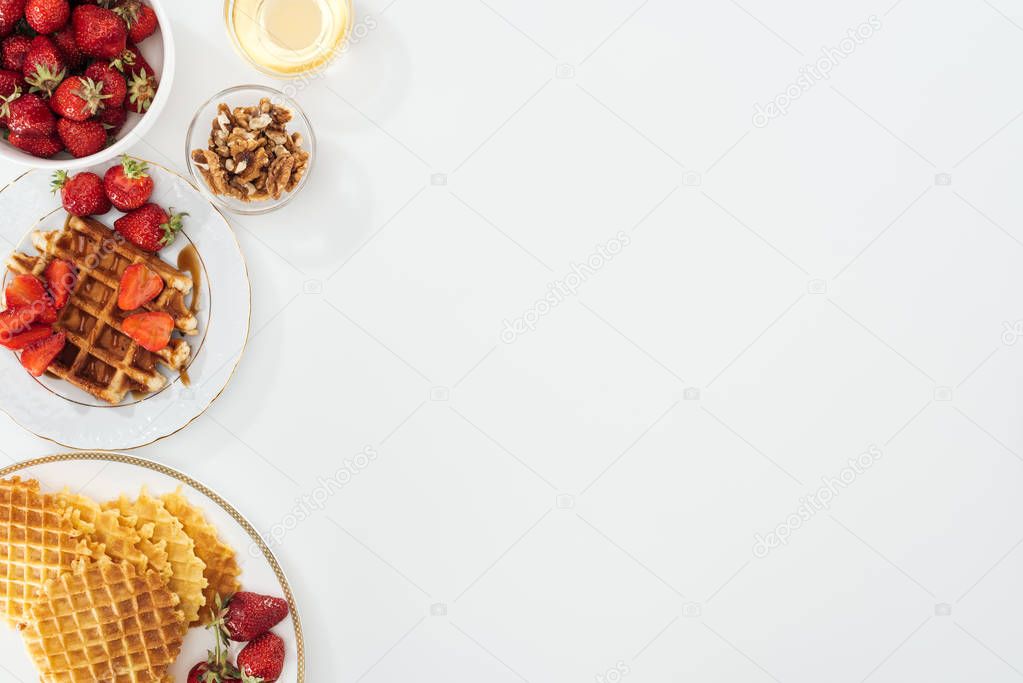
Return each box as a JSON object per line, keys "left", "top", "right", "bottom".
{"left": 2, "top": 0, "right": 1022, "bottom": 680}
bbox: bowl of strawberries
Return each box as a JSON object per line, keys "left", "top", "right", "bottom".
{"left": 0, "top": 0, "right": 172, "bottom": 167}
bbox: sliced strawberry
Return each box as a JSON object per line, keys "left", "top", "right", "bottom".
{"left": 5, "top": 273, "right": 49, "bottom": 308}
{"left": 117, "top": 262, "right": 162, "bottom": 310}
{"left": 1, "top": 323, "right": 54, "bottom": 350}
{"left": 20, "top": 331, "right": 65, "bottom": 376}
{"left": 122, "top": 311, "right": 172, "bottom": 352}
{"left": 44, "top": 259, "right": 76, "bottom": 309}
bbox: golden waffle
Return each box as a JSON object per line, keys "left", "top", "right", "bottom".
{"left": 0, "top": 478, "right": 88, "bottom": 627}
{"left": 6, "top": 214, "right": 195, "bottom": 404}
{"left": 56, "top": 491, "right": 151, "bottom": 575}
{"left": 161, "top": 488, "right": 241, "bottom": 624}
{"left": 104, "top": 489, "right": 208, "bottom": 625}
{"left": 22, "top": 559, "right": 185, "bottom": 682}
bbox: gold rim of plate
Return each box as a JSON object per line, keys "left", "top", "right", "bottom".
{"left": 0, "top": 160, "right": 252, "bottom": 450}
{"left": 0, "top": 451, "right": 305, "bottom": 683}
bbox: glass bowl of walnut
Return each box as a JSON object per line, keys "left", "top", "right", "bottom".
{"left": 186, "top": 85, "right": 315, "bottom": 215}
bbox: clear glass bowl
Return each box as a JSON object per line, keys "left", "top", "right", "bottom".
{"left": 185, "top": 85, "right": 315, "bottom": 216}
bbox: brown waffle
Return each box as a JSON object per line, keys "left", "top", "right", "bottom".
{"left": 6, "top": 215, "right": 196, "bottom": 405}
{"left": 0, "top": 478, "right": 89, "bottom": 627}
{"left": 21, "top": 559, "right": 185, "bottom": 682}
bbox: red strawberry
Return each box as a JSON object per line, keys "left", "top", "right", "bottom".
{"left": 25, "top": 0, "right": 69, "bottom": 34}
{"left": 8, "top": 131, "right": 62, "bottom": 157}
{"left": 50, "top": 74, "right": 108, "bottom": 119}
{"left": 94, "top": 100, "right": 123, "bottom": 133}
{"left": 121, "top": 310, "right": 171, "bottom": 351}
{"left": 0, "top": 0, "right": 25, "bottom": 38}
{"left": 237, "top": 632, "right": 284, "bottom": 682}
{"left": 0, "top": 69, "right": 22, "bottom": 124}
{"left": 5, "top": 274, "right": 47, "bottom": 308}
{"left": 56, "top": 117, "right": 106, "bottom": 157}
{"left": 19, "top": 330, "right": 64, "bottom": 376}
{"left": 114, "top": 204, "right": 184, "bottom": 251}
{"left": 51, "top": 24, "right": 85, "bottom": 71}
{"left": 217, "top": 592, "right": 290, "bottom": 642}
{"left": 186, "top": 662, "right": 240, "bottom": 683}
{"left": 103, "top": 155, "right": 151, "bottom": 209}
{"left": 22, "top": 35, "right": 66, "bottom": 97}
{"left": 83, "top": 59, "right": 123, "bottom": 106}
{"left": 0, "top": 304, "right": 55, "bottom": 344}
{"left": 72, "top": 4, "right": 125, "bottom": 59}
{"left": 124, "top": 63, "right": 152, "bottom": 112}
{"left": 44, "top": 258, "right": 76, "bottom": 309}
{"left": 113, "top": 0, "right": 154, "bottom": 43}
{"left": 2, "top": 323, "right": 54, "bottom": 350}
{"left": 1, "top": 34, "right": 30, "bottom": 71}
{"left": 117, "top": 262, "right": 161, "bottom": 310}
{"left": 3, "top": 91, "right": 56, "bottom": 135}
{"left": 51, "top": 169, "right": 110, "bottom": 216}
{"left": 110, "top": 41, "right": 150, "bottom": 78}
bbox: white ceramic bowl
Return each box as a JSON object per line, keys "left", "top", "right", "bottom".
{"left": 0, "top": 0, "right": 175, "bottom": 170}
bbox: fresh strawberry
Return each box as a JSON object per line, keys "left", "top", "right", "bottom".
{"left": 216, "top": 592, "right": 290, "bottom": 642}
{"left": 110, "top": 41, "right": 149, "bottom": 77}
{"left": 0, "top": 69, "right": 21, "bottom": 124}
{"left": 124, "top": 62, "right": 152, "bottom": 112}
{"left": 24, "top": 0, "right": 69, "bottom": 34}
{"left": 21, "top": 35, "right": 67, "bottom": 97}
{"left": 0, "top": 304, "right": 56, "bottom": 345}
{"left": 1, "top": 34, "right": 30, "bottom": 71}
{"left": 50, "top": 74, "right": 108, "bottom": 119}
{"left": 112, "top": 0, "right": 154, "bottom": 43}
{"left": 8, "top": 131, "right": 63, "bottom": 157}
{"left": 52, "top": 169, "right": 110, "bottom": 216}
{"left": 93, "top": 100, "right": 123, "bottom": 133}
{"left": 2, "top": 323, "right": 54, "bottom": 350}
{"left": 19, "top": 330, "right": 64, "bottom": 376}
{"left": 237, "top": 632, "right": 284, "bottom": 682}
{"left": 114, "top": 204, "right": 184, "bottom": 251}
{"left": 5, "top": 273, "right": 48, "bottom": 308}
{"left": 0, "top": 0, "right": 25, "bottom": 38}
{"left": 51, "top": 24, "right": 84, "bottom": 71}
{"left": 117, "top": 262, "right": 161, "bottom": 310}
{"left": 56, "top": 117, "right": 106, "bottom": 157}
{"left": 122, "top": 310, "right": 171, "bottom": 351}
{"left": 3, "top": 91, "right": 56, "bottom": 135}
{"left": 103, "top": 154, "right": 151, "bottom": 209}
{"left": 83, "top": 59, "right": 123, "bottom": 106}
{"left": 44, "top": 258, "right": 76, "bottom": 308}
{"left": 72, "top": 4, "right": 125, "bottom": 59}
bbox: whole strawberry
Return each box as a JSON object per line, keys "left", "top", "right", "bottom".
{"left": 0, "top": 0, "right": 25, "bottom": 38}
{"left": 51, "top": 24, "right": 84, "bottom": 71}
{"left": 125, "top": 64, "right": 153, "bottom": 112}
{"left": 22, "top": 35, "right": 67, "bottom": 97}
{"left": 114, "top": 203, "right": 185, "bottom": 251}
{"left": 113, "top": 0, "right": 156, "bottom": 43}
{"left": 3, "top": 91, "right": 56, "bottom": 136}
{"left": 94, "top": 100, "right": 124, "bottom": 133}
{"left": 0, "top": 69, "right": 21, "bottom": 124}
{"left": 110, "top": 41, "right": 150, "bottom": 78}
{"left": 50, "top": 75, "right": 108, "bottom": 119}
{"left": 237, "top": 632, "right": 284, "bottom": 683}
{"left": 103, "top": 155, "right": 151, "bottom": 209}
{"left": 216, "top": 592, "right": 290, "bottom": 642}
{"left": 1, "top": 34, "right": 30, "bottom": 71}
{"left": 52, "top": 170, "right": 111, "bottom": 216}
{"left": 25, "top": 0, "right": 69, "bottom": 34}
{"left": 83, "top": 59, "right": 123, "bottom": 106}
{"left": 9, "top": 131, "right": 63, "bottom": 157}
{"left": 56, "top": 117, "right": 106, "bottom": 157}
{"left": 72, "top": 4, "right": 126, "bottom": 59}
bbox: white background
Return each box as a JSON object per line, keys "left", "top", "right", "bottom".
{"left": 2, "top": 0, "right": 1023, "bottom": 680}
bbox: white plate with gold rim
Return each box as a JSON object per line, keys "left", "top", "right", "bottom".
{"left": 0, "top": 161, "right": 250, "bottom": 450}
{"left": 0, "top": 452, "right": 304, "bottom": 683}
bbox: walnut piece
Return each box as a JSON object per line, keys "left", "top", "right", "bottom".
{"left": 191, "top": 97, "right": 310, "bottom": 203}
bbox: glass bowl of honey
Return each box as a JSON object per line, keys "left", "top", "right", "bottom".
{"left": 224, "top": 0, "right": 354, "bottom": 77}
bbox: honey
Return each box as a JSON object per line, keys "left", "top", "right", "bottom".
{"left": 227, "top": 0, "right": 352, "bottom": 76}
